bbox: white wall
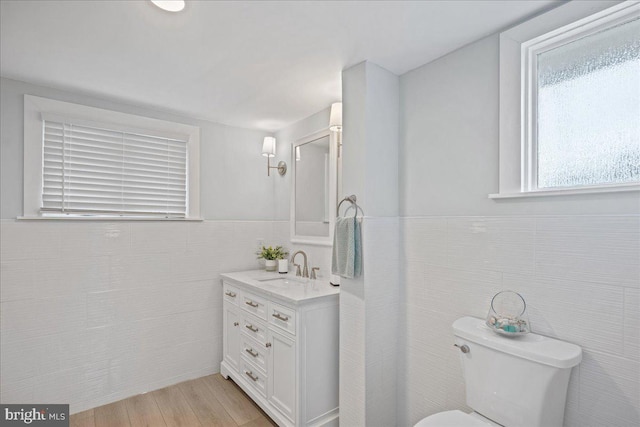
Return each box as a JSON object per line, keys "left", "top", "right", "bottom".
{"left": 0, "top": 77, "right": 292, "bottom": 413}
{"left": 398, "top": 34, "right": 640, "bottom": 427}
{"left": 0, "top": 77, "right": 287, "bottom": 220}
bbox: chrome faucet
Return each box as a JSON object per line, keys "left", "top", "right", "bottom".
{"left": 291, "top": 250, "right": 309, "bottom": 278}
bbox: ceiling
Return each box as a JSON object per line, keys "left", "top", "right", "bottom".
{"left": 1, "top": 0, "right": 559, "bottom": 132}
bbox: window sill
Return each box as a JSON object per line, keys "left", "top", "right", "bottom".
{"left": 17, "top": 216, "right": 204, "bottom": 221}
{"left": 489, "top": 183, "right": 640, "bottom": 199}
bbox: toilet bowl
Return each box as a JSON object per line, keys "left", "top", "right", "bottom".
{"left": 413, "top": 317, "right": 582, "bottom": 427}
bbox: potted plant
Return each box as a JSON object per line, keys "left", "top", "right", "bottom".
{"left": 257, "top": 245, "right": 288, "bottom": 272}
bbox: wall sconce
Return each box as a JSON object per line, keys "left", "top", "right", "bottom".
{"left": 262, "top": 136, "right": 287, "bottom": 176}
{"left": 329, "top": 102, "right": 342, "bottom": 132}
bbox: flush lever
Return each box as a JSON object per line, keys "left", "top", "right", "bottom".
{"left": 454, "top": 344, "right": 470, "bottom": 354}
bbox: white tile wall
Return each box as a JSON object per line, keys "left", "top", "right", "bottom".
{"left": 339, "top": 289, "right": 366, "bottom": 427}
{"left": 401, "top": 215, "right": 640, "bottom": 427}
{"left": 0, "top": 219, "right": 291, "bottom": 413}
{"left": 363, "top": 218, "right": 400, "bottom": 427}
{"left": 534, "top": 216, "right": 639, "bottom": 288}
{"left": 339, "top": 217, "right": 401, "bottom": 427}
{"left": 7, "top": 211, "right": 634, "bottom": 425}
{"left": 625, "top": 288, "right": 640, "bottom": 361}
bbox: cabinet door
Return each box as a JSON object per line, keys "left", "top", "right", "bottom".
{"left": 223, "top": 303, "right": 241, "bottom": 371}
{"left": 267, "top": 329, "right": 296, "bottom": 422}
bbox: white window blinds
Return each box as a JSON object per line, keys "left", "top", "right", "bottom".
{"left": 42, "top": 119, "right": 188, "bottom": 217}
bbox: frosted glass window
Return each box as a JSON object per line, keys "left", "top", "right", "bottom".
{"left": 536, "top": 17, "right": 640, "bottom": 189}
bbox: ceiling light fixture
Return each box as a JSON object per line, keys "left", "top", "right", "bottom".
{"left": 151, "top": 0, "right": 185, "bottom": 12}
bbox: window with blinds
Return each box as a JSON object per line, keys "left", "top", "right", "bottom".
{"left": 42, "top": 119, "right": 188, "bottom": 217}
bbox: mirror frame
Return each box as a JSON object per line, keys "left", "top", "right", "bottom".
{"left": 290, "top": 128, "right": 338, "bottom": 246}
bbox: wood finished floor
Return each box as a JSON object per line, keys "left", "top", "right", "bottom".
{"left": 70, "top": 374, "right": 277, "bottom": 427}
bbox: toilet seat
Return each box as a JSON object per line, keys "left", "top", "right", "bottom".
{"left": 415, "top": 410, "right": 499, "bottom": 427}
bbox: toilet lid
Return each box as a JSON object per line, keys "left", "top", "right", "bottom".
{"left": 415, "top": 410, "right": 494, "bottom": 427}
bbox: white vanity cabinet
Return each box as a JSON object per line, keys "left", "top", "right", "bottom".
{"left": 223, "top": 284, "right": 242, "bottom": 371}
{"left": 268, "top": 329, "right": 296, "bottom": 420}
{"left": 220, "top": 271, "right": 339, "bottom": 427}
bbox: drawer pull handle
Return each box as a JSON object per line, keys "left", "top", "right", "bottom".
{"left": 225, "top": 291, "right": 237, "bottom": 298}
{"left": 245, "top": 300, "right": 259, "bottom": 308}
{"left": 245, "top": 324, "right": 259, "bottom": 333}
{"left": 245, "top": 370, "right": 259, "bottom": 382}
{"left": 265, "top": 342, "right": 272, "bottom": 348}
{"left": 233, "top": 322, "right": 239, "bottom": 326}
{"left": 272, "top": 312, "right": 289, "bottom": 322}
{"left": 245, "top": 348, "right": 258, "bottom": 358}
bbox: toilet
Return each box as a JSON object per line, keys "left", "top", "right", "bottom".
{"left": 415, "top": 317, "right": 582, "bottom": 427}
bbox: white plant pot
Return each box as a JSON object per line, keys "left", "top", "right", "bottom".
{"left": 265, "top": 259, "right": 277, "bottom": 271}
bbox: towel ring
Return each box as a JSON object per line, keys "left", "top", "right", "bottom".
{"left": 337, "top": 195, "right": 362, "bottom": 218}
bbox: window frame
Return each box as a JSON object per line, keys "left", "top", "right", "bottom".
{"left": 492, "top": 0, "right": 640, "bottom": 199}
{"left": 22, "top": 95, "right": 201, "bottom": 220}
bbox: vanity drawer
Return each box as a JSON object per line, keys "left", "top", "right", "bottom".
{"left": 241, "top": 291, "right": 268, "bottom": 320}
{"left": 223, "top": 283, "right": 241, "bottom": 305}
{"left": 240, "top": 358, "right": 267, "bottom": 397}
{"left": 241, "top": 334, "right": 268, "bottom": 372}
{"left": 269, "top": 302, "right": 296, "bottom": 335}
{"left": 242, "top": 314, "right": 268, "bottom": 343}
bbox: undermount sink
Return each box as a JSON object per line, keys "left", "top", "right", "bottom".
{"left": 258, "top": 277, "right": 307, "bottom": 287}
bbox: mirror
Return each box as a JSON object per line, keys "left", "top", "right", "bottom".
{"left": 291, "top": 128, "right": 338, "bottom": 246}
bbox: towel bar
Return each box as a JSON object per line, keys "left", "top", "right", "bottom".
{"left": 337, "top": 195, "right": 363, "bottom": 218}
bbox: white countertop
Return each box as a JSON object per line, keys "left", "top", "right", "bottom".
{"left": 221, "top": 270, "right": 339, "bottom": 304}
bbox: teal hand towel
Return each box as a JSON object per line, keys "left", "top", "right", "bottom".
{"left": 354, "top": 218, "right": 362, "bottom": 277}
{"left": 332, "top": 216, "right": 362, "bottom": 279}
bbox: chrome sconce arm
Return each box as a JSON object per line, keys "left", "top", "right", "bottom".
{"left": 267, "top": 157, "right": 287, "bottom": 176}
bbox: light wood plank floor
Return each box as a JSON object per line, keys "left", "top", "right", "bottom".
{"left": 70, "top": 374, "right": 276, "bottom": 427}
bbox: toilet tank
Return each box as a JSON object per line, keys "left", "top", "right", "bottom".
{"left": 453, "top": 317, "right": 581, "bottom": 427}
